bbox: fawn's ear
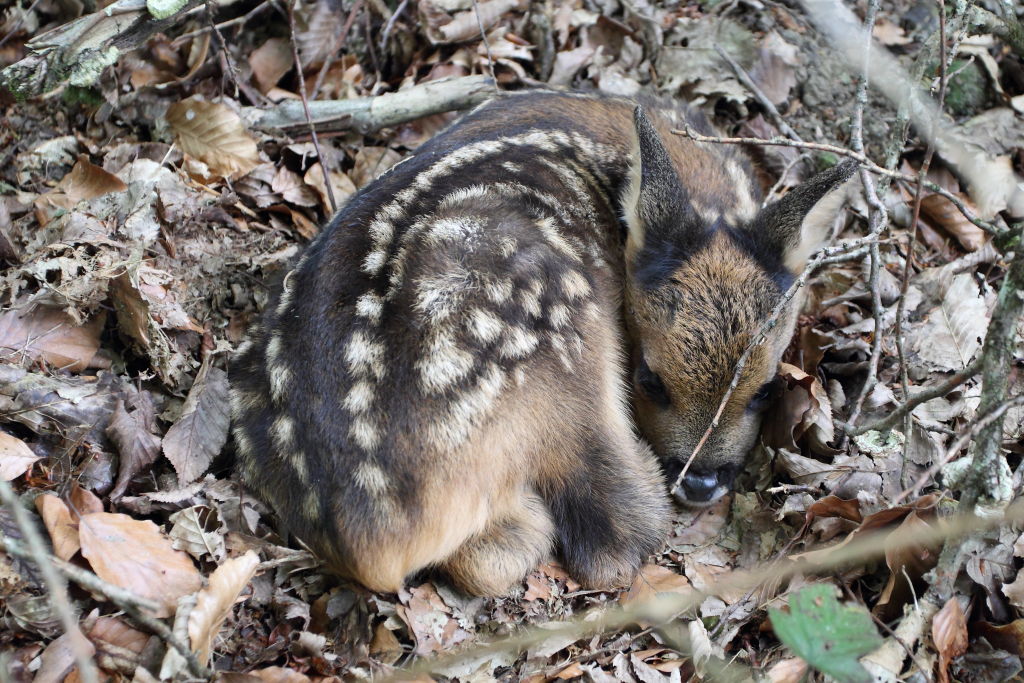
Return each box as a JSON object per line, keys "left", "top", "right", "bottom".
{"left": 623, "top": 106, "right": 706, "bottom": 287}
{"left": 748, "top": 159, "right": 859, "bottom": 273}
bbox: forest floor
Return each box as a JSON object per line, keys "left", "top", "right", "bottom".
{"left": 1, "top": 0, "right": 1023, "bottom": 681}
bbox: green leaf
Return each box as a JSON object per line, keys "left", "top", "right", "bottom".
{"left": 769, "top": 585, "right": 882, "bottom": 683}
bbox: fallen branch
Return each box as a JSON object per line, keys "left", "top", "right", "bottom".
{"left": 0, "top": 0, "right": 207, "bottom": 97}
{"left": 242, "top": 75, "right": 496, "bottom": 134}
{"left": 0, "top": 482, "right": 99, "bottom": 683}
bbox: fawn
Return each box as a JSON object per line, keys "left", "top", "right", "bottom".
{"left": 230, "top": 91, "right": 855, "bottom": 595}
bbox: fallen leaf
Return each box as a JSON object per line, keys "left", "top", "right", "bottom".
{"left": 69, "top": 483, "right": 103, "bottom": 515}
{"left": 973, "top": 619, "right": 1024, "bottom": 656}
{"left": 34, "top": 155, "right": 128, "bottom": 221}
{"left": 79, "top": 512, "right": 202, "bottom": 617}
{"left": 0, "top": 431, "right": 41, "bottom": 481}
{"left": 248, "top": 667, "right": 312, "bottom": 683}
{"left": 34, "top": 631, "right": 96, "bottom": 683}
{"left": 523, "top": 570, "right": 552, "bottom": 601}
{"left": 87, "top": 615, "right": 150, "bottom": 654}
{"left": 920, "top": 192, "right": 986, "bottom": 252}
{"left": 766, "top": 657, "right": 809, "bottom": 683}
{"left": 169, "top": 505, "right": 226, "bottom": 562}
{"left": 303, "top": 163, "right": 356, "bottom": 214}
{"left": 271, "top": 166, "right": 319, "bottom": 208}
{"left": 932, "top": 597, "right": 968, "bottom": 683}
{"left": 396, "top": 582, "right": 473, "bottom": 656}
{"left": 912, "top": 273, "right": 988, "bottom": 371}
{"left": 1001, "top": 569, "right": 1024, "bottom": 610}
{"left": 765, "top": 363, "right": 835, "bottom": 454}
{"left": 623, "top": 564, "right": 692, "bottom": 605}
{"left": 35, "top": 494, "right": 81, "bottom": 561}
{"left": 248, "top": 38, "right": 294, "bottom": 94}
{"left": 188, "top": 551, "right": 260, "bottom": 665}
{"left": 162, "top": 362, "right": 230, "bottom": 485}
{"left": 350, "top": 146, "right": 403, "bottom": 188}
{"left": 369, "top": 622, "right": 403, "bottom": 666}
{"left": 166, "top": 96, "right": 260, "bottom": 179}
{"left": 0, "top": 307, "right": 105, "bottom": 372}
{"left": 106, "top": 393, "right": 162, "bottom": 499}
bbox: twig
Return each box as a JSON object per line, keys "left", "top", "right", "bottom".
{"left": 844, "top": 0, "right": 888, "bottom": 435}
{"left": 171, "top": 0, "right": 271, "bottom": 45}
{"left": 378, "top": 0, "right": 411, "bottom": 49}
{"left": 672, "top": 127, "right": 1003, "bottom": 238}
{"left": 0, "top": 482, "right": 98, "bottom": 683}
{"left": 311, "top": 0, "right": 364, "bottom": 100}
{"left": 670, "top": 234, "right": 880, "bottom": 493}
{"left": 472, "top": 0, "right": 499, "bottom": 94}
{"left": 961, "top": 221, "right": 1024, "bottom": 510}
{"left": 895, "top": 1, "right": 949, "bottom": 464}
{"left": 843, "top": 357, "right": 983, "bottom": 437}
{"left": 0, "top": 536, "right": 160, "bottom": 612}
{"left": 0, "top": 0, "right": 44, "bottom": 50}
{"left": 288, "top": 0, "right": 338, "bottom": 214}
{"left": 714, "top": 44, "right": 802, "bottom": 142}
{"left": 893, "top": 394, "right": 1024, "bottom": 505}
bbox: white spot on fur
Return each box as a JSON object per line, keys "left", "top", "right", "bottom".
{"left": 269, "top": 365, "right": 292, "bottom": 403}
{"left": 519, "top": 280, "right": 543, "bottom": 318}
{"left": 430, "top": 363, "right": 505, "bottom": 447}
{"left": 485, "top": 277, "right": 514, "bottom": 304}
{"left": 233, "top": 339, "right": 253, "bottom": 358}
{"left": 549, "top": 303, "right": 571, "bottom": 329}
{"left": 343, "top": 380, "right": 375, "bottom": 414}
{"left": 467, "top": 308, "right": 503, "bottom": 343}
{"left": 233, "top": 426, "right": 255, "bottom": 457}
{"left": 291, "top": 454, "right": 310, "bottom": 485}
{"left": 425, "top": 216, "right": 483, "bottom": 245}
{"left": 303, "top": 490, "right": 320, "bottom": 521}
{"left": 415, "top": 270, "right": 471, "bottom": 323}
{"left": 362, "top": 248, "right": 388, "bottom": 276}
{"left": 229, "top": 387, "right": 264, "bottom": 420}
{"left": 501, "top": 326, "right": 539, "bottom": 359}
{"left": 535, "top": 216, "right": 581, "bottom": 261}
{"left": 345, "top": 330, "right": 386, "bottom": 380}
{"left": 726, "top": 158, "right": 759, "bottom": 221}
{"left": 353, "top": 460, "right": 390, "bottom": 496}
{"left": 418, "top": 330, "right": 475, "bottom": 393}
{"left": 499, "top": 237, "right": 517, "bottom": 258}
{"left": 355, "top": 292, "right": 383, "bottom": 323}
{"left": 561, "top": 270, "right": 591, "bottom": 300}
{"left": 350, "top": 416, "right": 381, "bottom": 451}
{"left": 501, "top": 161, "right": 521, "bottom": 173}
{"left": 271, "top": 413, "right": 296, "bottom": 451}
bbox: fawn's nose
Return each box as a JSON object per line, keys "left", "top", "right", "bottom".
{"left": 680, "top": 471, "right": 719, "bottom": 503}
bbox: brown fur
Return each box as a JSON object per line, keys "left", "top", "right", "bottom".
{"left": 230, "top": 91, "right": 855, "bottom": 595}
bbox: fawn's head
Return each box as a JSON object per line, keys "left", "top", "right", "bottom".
{"left": 622, "top": 107, "right": 856, "bottom": 505}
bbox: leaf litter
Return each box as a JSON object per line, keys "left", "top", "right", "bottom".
{"left": 0, "top": 0, "right": 1023, "bottom": 680}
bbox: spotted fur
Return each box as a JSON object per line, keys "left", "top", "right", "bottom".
{"left": 230, "top": 91, "right": 855, "bottom": 595}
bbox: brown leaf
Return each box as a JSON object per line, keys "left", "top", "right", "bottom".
{"left": 303, "top": 163, "right": 356, "bottom": 214}
{"left": 78, "top": 512, "right": 202, "bottom": 617}
{"left": 166, "top": 96, "right": 260, "bottom": 179}
{"left": 248, "top": 38, "right": 294, "bottom": 94}
{"left": 874, "top": 511, "right": 940, "bottom": 621}
{"left": 369, "top": 622, "right": 403, "bottom": 666}
{"left": 107, "top": 394, "right": 162, "bottom": 499}
{"left": 35, "top": 631, "right": 96, "bottom": 683}
{"left": 0, "top": 431, "right": 41, "bottom": 481}
{"left": 69, "top": 483, "right": 103, "bottom": 515}
{"left": 1001, "top": 569, "right": 1024, "bottom": 610}
{"left": 396, "top": 582, "right": 473, "bottom": 655}
{"left": 34, "top": 155, "right": 128, "bottom": 221}
{"left": 773, "top": 363, "right": 835, "bottom": 453}
{"left": 766, "top": 657, "right": 809, "bottom": 683}
{"left": 622, "top": 564, "right": 692, "bottom": 606}
{"left": 350, "top": 147, "right": 403, "bottom": 188}
{"left": 920, "top": 192, "right": 986, "bottom": 252}
{"left": 271, "top": 166, "right": 319, "bottom": 208}
{"left": 35, "top": 494, "right": 81, "bottom": 561}
{"left": 162, "top": 363, "right": 230, "bottom": 485}
{"left": 248, "top": 667, "right": 312, "bottom": 683}
{"left": 806, "top": 495, "right": 862, "bottom": 524}
{"left": 523, "top": 570, "right": 552, "bottom": 601}
{"left": 973, "top": 620, "right": 1024, "bottom": 656}
{"left": 0, "top": 307, "right": 105, "bottom": 372}
{"left": 188, "top": 551, "right": 259, "bottom": 665}
{"left": 87, "top": 615, "right": 150, "bottom": 654}
{"left": 932, "top": 597, "right": 968, "bottom": 683}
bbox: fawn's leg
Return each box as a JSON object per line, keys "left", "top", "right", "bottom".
{"left": 541, "top": 427, "right": 670, "bottom": 590}
{"left": 442, "top": 490, "right": 555, "bottom": 596}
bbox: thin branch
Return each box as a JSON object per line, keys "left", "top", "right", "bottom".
{"left": 311, "top": 0, "right": 364, "bottom": 100}
{"left": 714, "top": 44, "right": 802, "bottom": 141}
{"left": 0, "top": 482, "right": 98, "bottom": 683}
{"left": 672, "top": 127, "right": 1003, "bottom": 237}
{"left": 894, "top": 394, "right": 1024, "bottom": 505}
{"left": 843, "top": 357, "right": 983, "bottom": 437}
{"left": 472, "top": 0, "right": 499, "bottom": 94}
{"left": 288, "top": 0, "right": 338, "bottom": 214}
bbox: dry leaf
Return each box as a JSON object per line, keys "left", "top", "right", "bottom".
{"left": 766, "top": 657, "right": 809, "bottom": 683}
{"left": 0, "top": 307, "right": 105, "bottom": 372}
{"left": 169, "top": 505, "right": 226, "bottom": 562}
{"left": 248, "top": 38, "right": 294, "bottom": 94}
{"left": 396, "top": 582, "right": 473, "bottom": 655}
{"left": 34, "top": 631, "right": 96, "bottom": 683}
{"left": 107, "top": 395, "right": 163, "bottom": 499}
{"left": 248, "top": 667, "right": 312, "bottom": 683}
{"left": 166, "top": 96, "right": 260, "bottom": 179}
{"left": 765, "top": 363, "right": 835, "bottom": 453}
{"left": 79, "top": 512, "right": 202, "bottom": 617}
{"left": 973, "top": 619, "right": 1024, "bottom": 656}
{"left": 920, "top": 193, "right": 986, "bottom": 252}
{"left": 1001, "top": 569, "right": 1024, "bottom": 609}
{"left": 162, "top": 363, "right": 230, "bottom": 485}
{"left": 303, "top": 162, "right": 356, "bottom": 214}
{"left": 188, "top": 551, "right": 259, "bottom": 666}
{"left": 350, "top": 146, "right": 403, "bottom": 188}
{"left": 912, "top": 273, "right": 988, "bottom": 371}
{"left": 34, "top": 155, "right": 128, "bottom": 221}
{"left": 0, "top": 431, "right": 41, "bottom": 481}
{"left": 369, "top": 622, "right": 403, "bottom": 666}
{"left": 622, "top": 564, "right": 692, "bottom": 605}
{"left": 271, "top": 166, "right": 319, "bottom": 208}
{"left": 35, "top": 494, "right": 81, "bottom": 561}
{"left": 932, "top": 597, "right": 968, "bottom": 683}
{"left": 69, "top": 483, "right": 103, "bottom": 515}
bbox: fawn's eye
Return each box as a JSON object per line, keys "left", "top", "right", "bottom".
{"left": 747, "top": 378, "right": 780, "bottom": 413}
{"left": 636, "top": 358, "right": 671, "bottom": 407}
